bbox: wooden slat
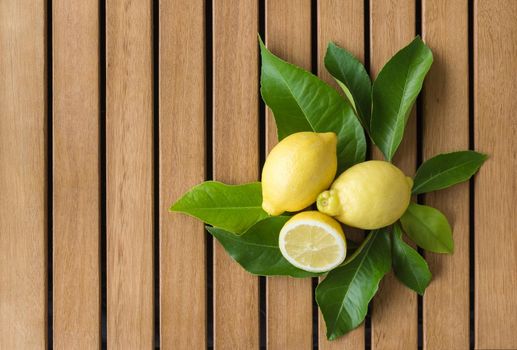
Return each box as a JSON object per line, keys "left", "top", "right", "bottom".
{"left": 106, "top": 0, "right": 154, "bottom": 347}
{"left": 265, "top": 1, "right": 312, "bottom": 349}
{"left": 370, "top": 1, "right": 417, "bottom": 349}
{"left": 159, "top": 0, "right": 206, "bottom": 348}
{"left": 0, "top": 1, "right": 47, "bottom": 348}
{"left": 421, "top": 1, "right": 470, "bottom": 349}
{"left": 317, "top": 0, "right": 365, "bottom": 348}
{"left": 474, "top": 1, "right": 517, "bottom": 348}
{"left": 213, "top": 0, "right": 260, "bottom": 348}
{"left": 52, "top": 0, "right": 100, "bottom": 348}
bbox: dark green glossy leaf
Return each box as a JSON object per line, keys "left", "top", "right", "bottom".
{"left": 370, "top": 36, "right": 433, "bottom": 161}
{"left": 400, "top": 203, "right": 453, "bottom": 253}
{"left": 324, "top": 42, "right": 372, "bottom": 132}
{"left": 170, "top": 181, "right": 268, "bottom": 234}
{"left": 316, "top": 229, "right": 391, "bottom": 340}
{"left": 412, "top": 151, "right": 488, "bottom": 194}
{"left": 391, "top": 223, "right": 431, "bottom": 295}
{"left": 259, "top": 37, "right": 366, "bottom": 172}
{"left": 346, "top": 238, "right": 360, "bottom": 253}
{"left": 339, "top": 230, "right": 375, "bottom": 267}
{"left": 206, "top": 217, "right": 319, "bottom": 278}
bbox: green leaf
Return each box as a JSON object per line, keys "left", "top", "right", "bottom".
{"left": 412, "top": 151, "right": 488, "bottom": 194}
{"left": 391, "top": 223, "right": 431, "bottom": 295}
{"left": 206, "top": 217, "right": 319, "bottom": 278}
{"left": 370, "top": 36, "right": 433, "bottom": 161}
{"left": 324, "top": 42, "right": 372, "bottom": 133}
{"left": 400, "top": 203, "right": 453, "bottom": 253}
{"left": 259, "top": 37, "right": 366, "bottom": 172}
{"left": 339, "top": 231, "right": 375, "bottom": 267}
{"left": 170, "top": 181, "right": 268, "bottom": 234}
{"left": 316, "top": 229, "right": 391, "bottom": 340}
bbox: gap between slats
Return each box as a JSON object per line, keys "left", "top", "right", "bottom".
{"left": 467, "top": 0, "right": 475, "bottom": 347}
{"left": 100, "top": 0, "right": 107, "bottom": 347}
{"left": 258, "top": 1, "right": 267, "bottom": 348}
{"left": 47, "top": 0, "right": 54, "bottom": 346}
{"left": 415, "top": 1, "right": 424, "bottom": 349}
{"left": 205, "top": 0, "right": 214, "bottom": 348}
{"left": 152, "top": 0, "right": 160, "bottom": 347}
{"left": 310, "top": 1, "right": 319, "bottom": 348}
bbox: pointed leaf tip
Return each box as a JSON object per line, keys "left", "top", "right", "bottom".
{"left": 391, "top": 223, "right": 432, "bottom": 295}
{"left": 412, "top": 150, "right": 488, "bottom": 194}
{"left": 169, "top": 181, "right": 268, "bottom": 234}
{"left": 400, "top": 203, "right": 454, "bottom": 254}
{"left": 370, "top": 36, "right": 433, "bottom": 161}
{"left": 260, "top": 41, "right": 366, "bottom": 172}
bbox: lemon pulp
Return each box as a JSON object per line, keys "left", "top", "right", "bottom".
{"left": 279, "top": 211, "right": 346, "bottom": 273}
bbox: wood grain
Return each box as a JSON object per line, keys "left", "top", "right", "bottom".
{"left": 265, "top": 1, "right": 313, "bottom": 349}
{"left": 213, "top": 0, "right": 260, "bottom": 348}
{"left": 106, "top": 0, "right": 154, "bottom": 347}
{"left": 0, "top": 1, "right": 47, "bottom": 348}
{"left": 421, "top": 1, "right": 470, "bottom": 349}
{"left": 474, "top": 1, "right": 517, "bottom": 348}
{"left": 159, "top": 0, "right": 206, "bottom": 348}
{"left": 52, "top": 0, "right": 100, "bottom": 348}
{"left": 317, "top": 0, "right": 366, "bottom": 348}
{"left": 370, "top": 1, "right": 418, "bottom": 349}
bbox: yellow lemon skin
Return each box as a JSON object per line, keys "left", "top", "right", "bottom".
{"left": 284, "top": 211, "right": 345, "bottom": 236}
{"left": 317, "top": 160, "right": 413, "bottom": 230}
{"left": 262, "top": 132, "right": 337, "bottom": 216}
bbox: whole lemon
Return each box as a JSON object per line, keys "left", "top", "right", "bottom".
{"left": 317, "top": 160, "right": 413, "bottom": 229}
{"left": 262, "top": 132, "right": 337, "bottom": 215}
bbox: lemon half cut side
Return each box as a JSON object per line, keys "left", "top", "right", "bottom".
{"left": 279, "top": 211, "right": 347, "bottom": 273}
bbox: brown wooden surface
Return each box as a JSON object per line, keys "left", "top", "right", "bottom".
{"left": 265, "top": 1, "right": 313, "bottom": 349}
{"left": 2, "top": 1, "right": 517, "bottom": 348}
{"left": 370, "top": 1, "right": 418, "bottom": 349}
{"left": 106, "top": 0, "right": 154, "bottom": 347}
{"left": 0, "top": 0, "right": 47, "bottom": 348}
{"left": 159, "top": 0, "right": 207, "bottom": 349}
{"left": 474, "top": 1, "right": 517, "bottom": 348}
{"left": 52, "top": 0, "right": 101, "bottom": 348}
{"left": 422, "top": 1, "right": 470, "bottom": 349}
{"left": 317, "top": 0, "right": 366, "bottom": 348}
{"left": 213, "top": 0, "right": 260, "bottom": 348}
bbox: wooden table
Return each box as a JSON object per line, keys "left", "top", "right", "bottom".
{"left": 1, "top": 0, "right": 516, "bottom": 349}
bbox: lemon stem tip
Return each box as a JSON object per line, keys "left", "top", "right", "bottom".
{"left": 317, "top": 190, "right": 340, "bottom": 217}
{"left": 262, "top": 201, "right": 283, "bottom": 216}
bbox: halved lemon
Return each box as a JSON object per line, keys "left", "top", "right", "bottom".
{"left": 279, "top": 211, "right": 347, "bottom": 273}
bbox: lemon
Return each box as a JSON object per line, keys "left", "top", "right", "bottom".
{"left": 279, "top": 211, "right": 346, "bottom": 273}
{"left": 317, "top": 160, "right": 413, "bottom": 230}
{"left": 262, "top": 132, "right": 337, "bottom": 216}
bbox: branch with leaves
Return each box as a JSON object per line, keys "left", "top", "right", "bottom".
{"left": 170, "top": 36, "right": 486, "bottom": 341}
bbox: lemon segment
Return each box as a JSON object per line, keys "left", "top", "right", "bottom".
{"left": 262, "top": 132, "right": 337, "bottom": 216}
{"left": 279, "top": 211, "right": 346, "bottom": 273}
{"left": 317, "top": 160, "right": 412, "bottom": 230}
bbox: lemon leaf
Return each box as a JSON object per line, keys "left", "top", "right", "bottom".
{"left": 412, "top": 151, "right": 488, "bottom": 194}
{"left": 259, "top": 37, "right": 366, "bottom": 173}
{"left": 400, "top": 203, "right": 454, "bottom": 253}
{"left": 324, "top": 42, "right": 372, "bottom": 133}
{"left": 170, "top": 181, "right": 268, "bottom": 234}
{"left": 391, "top": 223, "right": 431, "bottom": 295}
{"left": 206, "top": 217, "right": 320, "bottom": 278}
{"left": 316, "top": 228, "right": 391, "bottom": 340}
{"left": 370, "top": 36, "right": 433, "bottom": 161}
